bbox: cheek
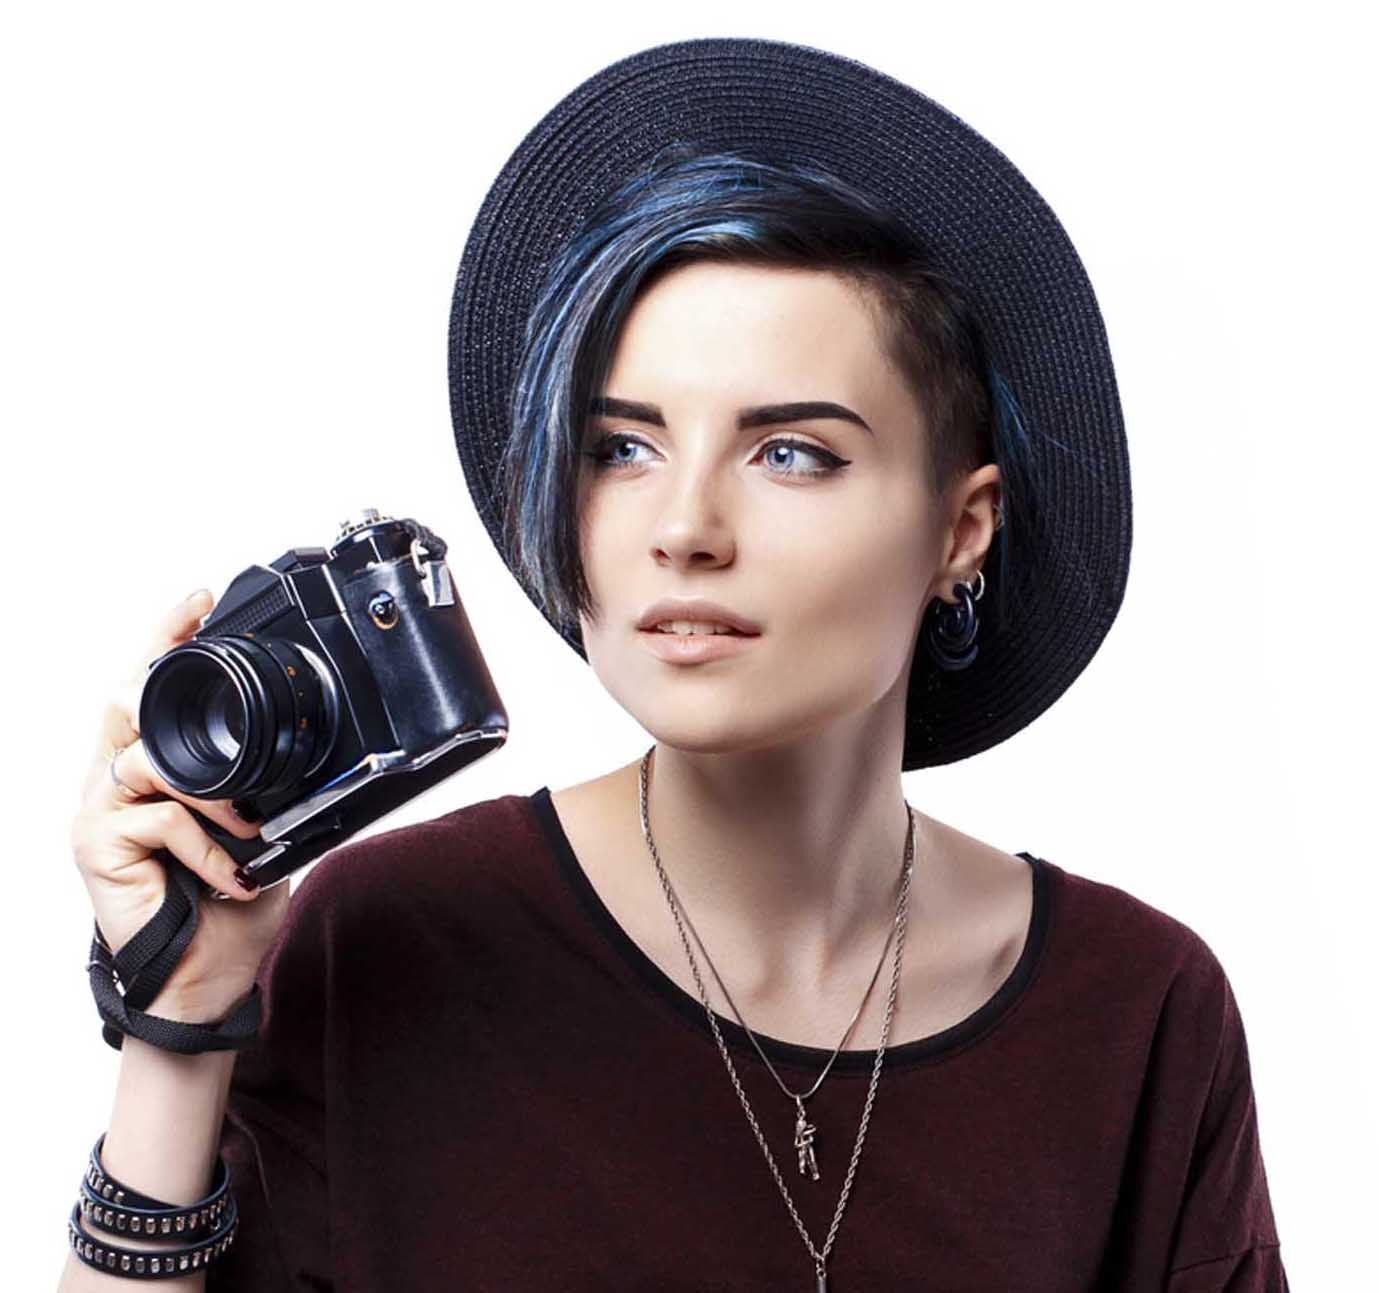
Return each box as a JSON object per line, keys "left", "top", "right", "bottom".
{"left": 771, "top": 497, "right": 931, "bottom": 634}
{"left": 574, "top": 488, "right": 622, "bottom": 598}
{"left": 733, "top": 503, "right": 932, "bottom": 713}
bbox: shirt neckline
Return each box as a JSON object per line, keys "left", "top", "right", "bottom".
{"left": 527, "top": 785, "right": 1055, "bottom": 1073}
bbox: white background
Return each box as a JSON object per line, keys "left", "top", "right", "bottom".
{"left": 5, "top": 2, "right": 1373, "bottom": 1286}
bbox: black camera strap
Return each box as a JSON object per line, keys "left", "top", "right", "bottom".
{"left": 87, "top": 850, "right": 262, "bottom": 1054}
{"left": 399, "top": 517, "right": 447, "bottom": 561}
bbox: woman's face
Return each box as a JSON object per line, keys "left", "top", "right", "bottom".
{"left": 574, "top": 259, "right": 993, "bottom": 761}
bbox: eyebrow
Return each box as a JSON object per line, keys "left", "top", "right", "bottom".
{"left": 588, "top": 395, "right": 873, "bottom": 435}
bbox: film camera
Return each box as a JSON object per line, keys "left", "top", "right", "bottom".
{"left": 138, "top": 509, "right": 508, "bottom": 893}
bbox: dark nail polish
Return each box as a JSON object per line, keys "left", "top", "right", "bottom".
{"left": 230, "top": 800, "right": 263, "bottom": 823}
{"left": 233, "top": 870, "right": 258, "bottom": 892}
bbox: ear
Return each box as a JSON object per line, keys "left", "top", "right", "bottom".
{"left": 931, "top": 464, "right": 1003, "bottom": 602}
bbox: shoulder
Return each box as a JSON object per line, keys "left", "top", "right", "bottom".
{"left": 1042, "top": 860, "right": 1245, "bottom": 1061}
{"left": 252, "top": 789, "right": 548, "bottom": 1021}
{"left": 278, "top": 789, "right": 544, "bottom": 946}
{"left": 926, "top": 809, "right": 1232, "bottom": 998}
{"left": 305, "top": 788, "right": 535, "bottom": 887}
{"left": 1050, "top": 859, "right": 1227, "bottom": 980}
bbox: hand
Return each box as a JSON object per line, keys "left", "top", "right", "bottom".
{"left": 71, "top": 589, "right": 293, "bottom": 1021}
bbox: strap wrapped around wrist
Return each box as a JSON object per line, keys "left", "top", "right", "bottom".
{"left": 87, "top": 848, "right": 262, "bottom": 1054}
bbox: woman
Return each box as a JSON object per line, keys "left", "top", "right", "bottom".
{"left": 61, "top": 38, "right": 1287, "bottom": 1290}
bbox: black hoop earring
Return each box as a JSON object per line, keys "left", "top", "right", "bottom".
{"left": 923, "top": 569, "right": 985, "bottom": 672}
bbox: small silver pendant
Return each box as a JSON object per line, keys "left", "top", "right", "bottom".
{"left": 794, "top": 1096, "right": 820, "bottom": 1180}
{"left": 815, "top": 1262, "right": 828, "bottom": 1291}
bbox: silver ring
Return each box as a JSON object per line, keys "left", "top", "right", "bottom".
{"left": 960, "top": 569, "right": 986, "bottom": 602}
{"left": 108, "top": 745, "right": 143, "bottom": 801}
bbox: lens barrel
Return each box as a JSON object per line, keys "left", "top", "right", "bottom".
{"left": 140, "top": 636, "right": 336, "bottom": 799}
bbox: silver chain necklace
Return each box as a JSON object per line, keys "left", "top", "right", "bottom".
{"left": 635, "top": 747, "right": 916, "bottom": 1291}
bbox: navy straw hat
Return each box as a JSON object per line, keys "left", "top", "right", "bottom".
{"left": 448, "top": 36, "right": 1132, "bottom": 770}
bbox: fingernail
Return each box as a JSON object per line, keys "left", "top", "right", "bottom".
{"left": 184, "top": 588, "right": 210, "bottom": 606}
{"left": 233, "top": 870, "right": 258, "bottom": 892}
{"left": 230, "top": 800, "right": 263, "bottom": 823}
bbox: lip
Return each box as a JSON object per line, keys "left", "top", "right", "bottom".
{"left": 638, "top": 627, "right": 762, "bottom": 664}
{"left": 636, "top": 597, "right": 763, "bottom": 636}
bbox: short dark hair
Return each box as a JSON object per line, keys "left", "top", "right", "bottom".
{"left": 496, "top": 144, "right": 1045, "bottom": 643}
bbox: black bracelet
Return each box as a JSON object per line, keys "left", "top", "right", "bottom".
{"left": 80, "top": 1133, "right": 233, "bottom": 1239}
{"left": 68, "top": 1196, "right": 239, "bottom": 1280}
{"left": 67, "top": 1132, "right": 239, "bottom": 1280}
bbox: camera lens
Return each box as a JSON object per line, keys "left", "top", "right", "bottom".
{"left": 140, "top": 636, "right": 338, "bottom": 800}
{"left": 178, "top": 669, "right": 245, "bottom": 764}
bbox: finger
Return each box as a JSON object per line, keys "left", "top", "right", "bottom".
{"left": 136, "top": 588, "right": 215, "bottom": 678}
{"left": 89, "top": 589, "right": 216, "bottom": 783}
{"left": 107, "top": 799, "right": 259, "bottom": 902}
{"left": 98, "top": 740, "right": 265, "bottom": 841}
{"left": 85, "top": 672, "right": 159, "bottom": 803}
{"left": 97, "top": 673, "right": 145, "bottom": 759}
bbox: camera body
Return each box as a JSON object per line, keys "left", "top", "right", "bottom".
{"left": 139, "top": 509, "right": 508, "bottom": 892}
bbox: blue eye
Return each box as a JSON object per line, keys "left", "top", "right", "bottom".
{"left": 583, "top": 434, "right": 651, "bottom": 471}
{"left": 582, "top": 432, "right": 849, "bottom": 479}
{"left": 758, "top": 439, "right": 846, "bottom": 477}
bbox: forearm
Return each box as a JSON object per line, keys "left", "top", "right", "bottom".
{"left": 58, "top": 1038, "right": 238, "bottom": 1291}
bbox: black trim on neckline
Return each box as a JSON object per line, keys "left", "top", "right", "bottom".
{"left": 527, "top": 785, "right": 1054, "bottom": 1073}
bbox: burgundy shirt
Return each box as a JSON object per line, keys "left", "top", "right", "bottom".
{"left": 209, "top": 787, "right": 1288, "bottom": 1291}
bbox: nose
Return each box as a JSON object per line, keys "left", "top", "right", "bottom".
{"left": 647, "top": 457, "right": 737, "bottom": 571}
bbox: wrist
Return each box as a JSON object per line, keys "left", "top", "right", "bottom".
{"left": 146, "top": 976, "right": 256, "bottom": 1027}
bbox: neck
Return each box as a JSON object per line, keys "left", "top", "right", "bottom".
{"left": 618, "top": 738, "right": 918, "bottom": 999}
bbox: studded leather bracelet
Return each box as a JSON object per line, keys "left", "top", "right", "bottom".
{"left": 67, "top": 1132, "right": 239, "bottom": 1280}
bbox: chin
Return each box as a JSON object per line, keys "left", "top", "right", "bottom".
{"left": 626, "top": 709, "right": 769, "bottom": 754}
{"left": 638, "top": 703, "right": 828, "bottom": 757}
